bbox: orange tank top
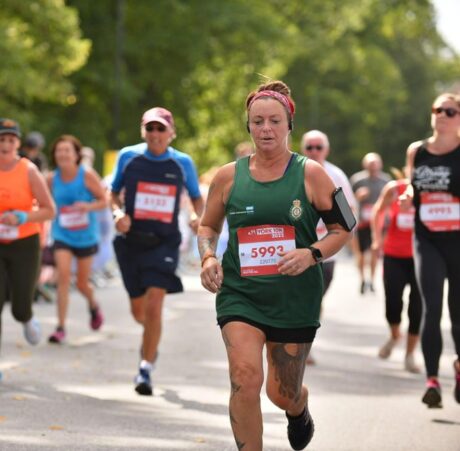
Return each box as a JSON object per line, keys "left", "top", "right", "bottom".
{"left": 0, "top": 158, "right": 41, "bottom": 242}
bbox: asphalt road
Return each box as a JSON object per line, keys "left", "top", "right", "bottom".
{"left": 1, "top": 255, "right": 459, "bottom": 450}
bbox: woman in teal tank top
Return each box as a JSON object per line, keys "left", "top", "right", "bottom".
{"left": 197, "top": 81, "right": 352, "bottom": 450}
{"left": 46, "top": 135, "right": 107, "bottom": 344}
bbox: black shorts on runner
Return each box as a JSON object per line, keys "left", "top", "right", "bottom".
{"left": 113, "top": 234, "right": 183, "bottom": 298}
{"left": 53, "top": 240, "right": 98, "bottom": 258}
{"left": 357, "top": 226, "right": 371, "bottom": 252}
{"left": 217, "top": 315, "right": 317, "bottom": 343}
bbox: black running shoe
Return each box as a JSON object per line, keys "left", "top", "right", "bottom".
{"left": 286, "top": 407, "right": 314, "bottom": 450}
{"left": 454, "top": 361, "right": 460, "bottom": 403}
{"left": 134, "top": 368, "right": 153, "bottom": 396}
{"left": 422, "top": 380, "right": 442, "bottom": 408}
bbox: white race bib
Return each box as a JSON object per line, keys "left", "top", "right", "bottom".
{"left": 420, "top": 192, "right": 460, "bottom": 232}
{"left": 134, "top": 182, "right": 177, "bottom": 223}
{"left": 237, "top": 224, "right": 296, "bottom": 276}
{"left": 0, "top": 224, "right": 19, "bottom": 240}
{"left": 59, "top": 206, "right": 89, "bottom": 230}
{"left": 396, "top": 208, "right": 415, "bottom": 230}
{"left": 360, "top": 204, "right": 373, "bottom": 222}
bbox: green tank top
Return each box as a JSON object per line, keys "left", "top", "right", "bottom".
{"left": 216, "top": 153, "right": 323, "bottom": 328}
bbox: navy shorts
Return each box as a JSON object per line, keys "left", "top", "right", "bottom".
{"left": 217, "top": 315, "right": 317, "bottom": 343}
{"left": 113, "top": 234, "right": 183, "bottom": 298}
{"left": 53, "top": 240, "right": 98, "bottom": 258}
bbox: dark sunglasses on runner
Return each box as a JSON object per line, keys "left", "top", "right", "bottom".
{"left": 431, "top": 106, "right": 460, "bottom": 118}
{"left": 305, "top": 145, "right": 324, "bottom": 151}
{"left": 145, "top": 123, "right": 167, "bottom": 132}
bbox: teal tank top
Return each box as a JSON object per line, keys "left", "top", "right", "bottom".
{"left": 51, "top": 165, "right": 99, "bottom": 248}
{"left": 216, "top": 154, "right": 323, "bottom": 328}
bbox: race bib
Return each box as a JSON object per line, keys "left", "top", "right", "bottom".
{"left": 0, "top": 224, "right": 19, "bottom": 240}
{"left": 396, "top": 208, "right": 415, "bottom": 230}
{"left": 237, "top": 224, "right": 296, "bottom": 276}
{"left": 59, "top": 206, "right": 89, "bottom": 230}
{"left": 134, "top": 182, "right": 177, "bottom": 223}
{"left": 360, "top": 204, "right": 373, "bottom": 222}
{"left": 420, "top": 192, "right": 460, "bottom": 232}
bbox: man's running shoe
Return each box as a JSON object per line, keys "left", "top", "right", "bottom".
{"left": 422, "top": 379, "right": 442, "bottom": 408}
{"left": 48, "top": 328, "right": 66, "bottom": 344}
{"left": 286, "top": 406, "right": 314, "bottom": 450}
{"left": 134, "top": 368, "right": 153, "bottom": 396}
{"left": 454, "top": 360, "right": 460, "bottom": 403}
{"left": 23, "top": 318, "right": 41, "bottom": 345}
{"left": 90, "top": 306, "right": 104, "bottom": 330}
{"left": 378, "top": 338, "right": 398, "bottom": 359}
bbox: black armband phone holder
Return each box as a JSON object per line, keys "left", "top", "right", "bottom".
{"left": 318, "top": 187, "right": 356, "bottom": 232}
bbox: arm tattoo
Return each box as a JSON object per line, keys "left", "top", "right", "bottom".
{"left": 270, "top": 343, "right": 311, "bottom": 402}
{"left": 235, "top": 438, "right": 246, "bottom": 449}
{"left": 197, "top": 235, "right": 218, "bottom": 259}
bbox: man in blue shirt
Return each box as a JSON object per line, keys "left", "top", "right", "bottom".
{"left": 111, "top": 107, "right": 203, "bottom": 395}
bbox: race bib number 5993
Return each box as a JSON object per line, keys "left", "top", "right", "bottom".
{"left": 237, "top": 224, "right": 296, "bottom": 276}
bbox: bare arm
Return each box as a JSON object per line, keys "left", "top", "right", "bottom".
{"left": 370, "top": 181, "right": 396, "bottom": 251}
{"left": 110, "top": 190, "right": 131, "bottom": 234}
{"left": 278, "top": 160, "right": 352, "bottom": 276}
{"left": 198, "top": 163, "right": 234, "bottom": 293}
{"left": 399, "top": 141, "right": 422, "bottom": 209}
{"left": 73, "top": 168, "right": 108, "bottom": 211}
{"left": 189, "top": 195, "right": 205, "bottom": 233}
{"left": 27, "top": 163, "right": 56, "bottom": 223}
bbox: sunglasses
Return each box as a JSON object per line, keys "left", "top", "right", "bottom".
{"left": 431, "top": 106, "right": 460, "bottom": 118}
{"left": 305, "top": 145, "right": 324, "bottom": 151}
{"left": 145, "top": 123, "right": 167, "bottom": 132}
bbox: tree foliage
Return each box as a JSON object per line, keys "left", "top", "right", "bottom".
{"left": 1, "top": 0, "right": 459, "bottom": 175}
{"left": 0, "top": 0, "right": 89, "bottom": 127}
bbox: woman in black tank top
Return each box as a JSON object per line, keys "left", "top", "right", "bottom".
{"left": 403, "top": 92, "right": 460, "bottom": 408}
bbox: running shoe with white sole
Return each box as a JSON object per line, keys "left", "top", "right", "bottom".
{"left": 134, "top": 368, "right": 153, "bottom": 396}
{"left": 404, "top": 353, "right": 421, "bottom": 373}
{"left": 378, "top": 338, "right": 398, "bottom": 359}
{"left": 23, "top": 318, "right": 41, "bottom": 345}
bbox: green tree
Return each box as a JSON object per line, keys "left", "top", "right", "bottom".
{"left": 0, "top": 0, "right": 89, "bottom": 128}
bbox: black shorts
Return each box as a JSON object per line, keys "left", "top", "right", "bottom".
{"left": 357, "top": 226, "right": 371, "bottom": 252}
{"left": 217, "top": 315, "right": 317, "bottom": 343}
{"left": 53, "top": 240, "right": 98, "bottom": 258}
{"left": 113, "top": 234, "right": 183, "bottom": 298}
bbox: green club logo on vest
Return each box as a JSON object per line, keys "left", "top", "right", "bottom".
{"left": 289, "top": 199, "right": 302, "bottom": 220}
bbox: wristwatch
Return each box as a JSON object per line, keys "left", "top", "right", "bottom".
{"left": 308, "top": 246, "right": 323, "bottom": 264}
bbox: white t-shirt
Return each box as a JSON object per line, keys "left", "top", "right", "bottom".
{"left": 317, "top": 161, "right": 357, "bottom": 262}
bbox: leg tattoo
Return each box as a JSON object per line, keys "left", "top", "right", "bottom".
{"left": 271, "top": 343, "right": 311, "bottom": 401}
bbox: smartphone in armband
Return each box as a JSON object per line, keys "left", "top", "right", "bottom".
{"left": 319, "top": 187, "right": 357, "bottom": 232}
{"left": 332, "top": 187, "right": 356, "bottom": 231}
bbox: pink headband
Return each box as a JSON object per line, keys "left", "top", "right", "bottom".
{"left": 247, "top": 90, "right": 295, "bottom": 117}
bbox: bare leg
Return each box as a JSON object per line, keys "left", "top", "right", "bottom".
{"left": 75, "top": 256, "right": 98, "bottom": 310}
{"left": 131, "top": 287, "right": 166, "bottom": 363}
{"left": 222, "top": 322, "right": 265, "bottom": 451}
{"left": 54, "top": 250, "right": 73, "bottom": 329}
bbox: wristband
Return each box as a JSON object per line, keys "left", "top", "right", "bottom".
{"left": 112, "top": 208, "right": 125, "bottom": 221}
{"left": 13, "top": 210, "right": 28, "bottom": 225}
{"left": 201, "top": 254, "right": 217, "bottom": 267}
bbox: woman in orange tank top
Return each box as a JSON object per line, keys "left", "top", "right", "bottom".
{"left": 0, "top": 118, "right": 55, "bottom": 364}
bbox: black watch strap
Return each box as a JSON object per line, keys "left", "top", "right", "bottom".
{"left": 308, "top": 246, "right": 323, "bottom": 263}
